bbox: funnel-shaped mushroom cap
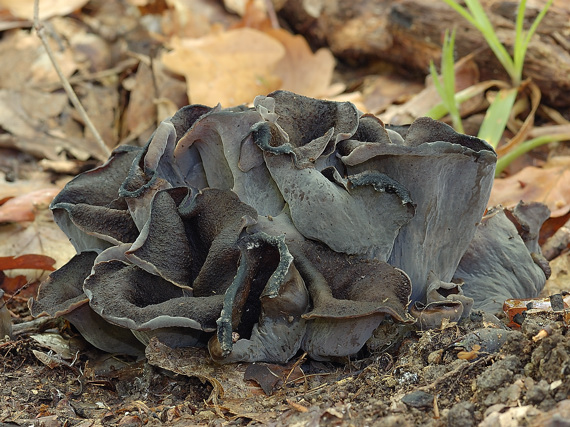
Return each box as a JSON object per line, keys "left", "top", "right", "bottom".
{"left": 505, "top": 201, "right": 551, "bottom": 254}
{"left": 454, "top": 204, "right": 550, "bottom": 312}
{"left": 124, "top": 187, "right": 196, "bottom": 288}
{"left": 252, "top": 92, "right": 415, "bottom": 259}
{"left": 50, "top": 146, "right": 141, "bottom": 252}
{"left": 209, "top": 232, "right": 309, "bottom": 363}
{"left": 83, "top": 187, "right": 260, "bottom": 345}
{"left": 178, "top": 188, "right": 258, "bottom": 296}
{"left": 119, "top": 104, "right": 215, "bottom": 229}
{"left": 29, "top": 252, "right": 144, "bottom": 356}
{"left": 294, "top": 241, "right": 413, "bottom": 360}
{"left": 341, "top": 117, "right": 497, "bottom": 301}
{"left": 173, "top": 107, "right": 285, "bottom": 216}
{"left": 83, "top": 260, "right": 222, "bottom": 334}
{"left": 30, "top": 252, "right": 95, "bottom": 319}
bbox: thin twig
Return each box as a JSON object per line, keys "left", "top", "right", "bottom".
{"left": 33, "top": 0, "right": 111, "bottom": 160}
{"left": 12, "top": 317, "right": 54, "bottom": 336}
{"left": 264, "top": 0, "right": 280, "bottom": 29}
{"left": 284, "top": 352, "right": 307, "bottom": 385}
{"left": 0, "top": 281, "right": 33, "bottom": 310}
{"left": 32, "top": 57, "right": 139, "bottom": 91}
{"left": 542, "top": 217, "right": 570, "bottom": 261}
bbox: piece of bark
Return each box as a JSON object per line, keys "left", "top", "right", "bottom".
{"left": 276, "top": 0, "right": 570, "bottom": 108}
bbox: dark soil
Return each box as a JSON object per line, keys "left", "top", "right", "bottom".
{"left": 1, "top": 297, "right": 569, "bottom": 426}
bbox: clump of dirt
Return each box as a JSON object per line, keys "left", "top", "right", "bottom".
{"left": 1, "top": 304, "right": 569, "bottom": 426}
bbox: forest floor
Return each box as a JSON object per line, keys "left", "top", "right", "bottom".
{"left": 0, "top": 0, "right": 569, "bottom": 425}
{"left": 1, "top": 298, "right": 570, "bottom": 426}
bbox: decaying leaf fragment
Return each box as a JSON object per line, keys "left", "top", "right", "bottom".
{"left": 30, "top": 91, "right": 549, "bottom": 363}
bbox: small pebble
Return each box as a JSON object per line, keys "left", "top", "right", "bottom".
{"left": 401, "top": 390, "right": 434, "bottom": 408}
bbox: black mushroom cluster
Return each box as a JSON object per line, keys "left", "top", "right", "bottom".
{"left": 30, "top": 91, "right": 551, "bottom": 363}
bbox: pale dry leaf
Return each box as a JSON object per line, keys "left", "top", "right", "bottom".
{"left": 146, "top": 338, "right": 260, "bottom": 401}
{"left": 0, "top": 89, "right": 67, "bottom": 136}
{"left": 30, "top": 333, "right": 73, "bottom": 359}
{"left": 162, "top": 0, "right": 240, "bottom": 40}
{"left": 489, "top": 157, "right": 570, "bottom": 217}
{"left": 360, "top": 74, "right": 424, "bottom": 115}
{"left": 0, "top": 89, "right": 97, "bottom": 160}
{"left": 123, "top": 61, "right": 157, "bottom": 137}
{"left": 153, "top": 59, "right": 189, "bottom": 120}
{"left": 161, "top": 28, "right": 284, "bottom": 106}
{"left": 79, "top": 84, "right": 119, "bottom": 153}
{"left": 0, "top": 0, "right": 90, "bottom": 20}
{"left": 326, "top": 90, "right": 367, "bottom": 113}
{"left": 124, "top": 0, "right": 151, "bottom": 6}
{"left": 380, "top": 56, "right": 481, "bottom": 124}
{"left": 265, "top": 28, "right": 339, "bottom": 99}
{"left": 0, "top": 89, "right": 69, "bottom": 159}
{"left": 0, "top": 170, "right": 68, "bottom": 201}
{"left": 123, "top": 60, "right": 188, "bottom": 141}
{"left": 65, "top": 29, "right": 112, "bottom": 74}
{"left": 0, "top": 207, "right": 75, "bottom": 282}
{"left": 0, "top": 30, "right": 76, "bottom": 89}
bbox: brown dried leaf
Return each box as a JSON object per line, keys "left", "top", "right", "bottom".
{"left": 0, "top": 275, "right": 29, "bottom": 297}
{"left": 0, "top": 88, "right": 97, "bottom": 160}
{"left": 161, "top": 28, "right": 284, "bottom": 106}
{"left": 0, "top": 30, "right": 77, "bottom": 89}
{"left": 123, "top": 60, "right": 188, "bottom": 142}
{"left": 0, "top": 0, "right": 89, "bottom": 20}
{"left": 0, "top": 206, "right": 75, "bottom": 281}
{"left": 244, "top": 363, "right": 304, "bottom": 395}
{"left": 32, "top": 350, "right": 63, "bottom": 369}
{"left": 0, "top": 170, "right": 67, "bottom": 204}
{"left": 361, "top": 74, "right": 424, "bottom": 115}
{"left": 265, "top": 28, "right": 340, "bottom": 99}
{"left": 79, "top": 84, "right": 119, "bottom": 152}
{"left": 0, "top": 188, "right": 60, "bottom": 223}
{"left": 489, "top": 157, "right": 570, "bottom": 217}
{"left": 0, "top": 254, "right": 56, "bottom": 271}
{"left": 123, "top": 61, "right": 157, "bottom": 138}
{"left": 161, "top": 0, "right": 238, "bottom": 39}
{"left": 145, "top": 338, "right": 258, "bottom": 401}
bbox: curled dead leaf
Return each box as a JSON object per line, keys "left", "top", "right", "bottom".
{"left": 490, "top": 157, "right": 570, "bottom": 217}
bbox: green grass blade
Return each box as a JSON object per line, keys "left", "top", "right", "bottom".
{"left": 442, "top": 31, "right": 463, "bottom": 132}
{"left": 442, "top": 0, "right": 517, "bottom": 84}
{"left": 477, "top": 87, "right": 518, "bottom": 148}
{"left": 429, "top": 29, "right": 464, "bottom": 133}
{"left": 495, "top": 133, "right": 570, "bottom": 176}
{"left": 514, "top": 0, "right": 553, "bottom": 79}
{"left": 524, "top": 0, "right": 553, "bottom": 47}
{"left": 426, "top": 80, "right": 510, "bottom": 120}
{"left": 464, "top": 0, "right": 517, "bottom": 82}
{"left": 513, "top": 0, "right": 527, "bottom": 76}
{"left": 440, "top": 0, "right": 479, "bottom": 27}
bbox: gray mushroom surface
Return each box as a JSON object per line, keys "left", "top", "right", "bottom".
{"left": 31, "top": 91, "right": 549, "bottom": 363}
{"left": 454, "top": 203, "right": 551, "bottom": 313}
